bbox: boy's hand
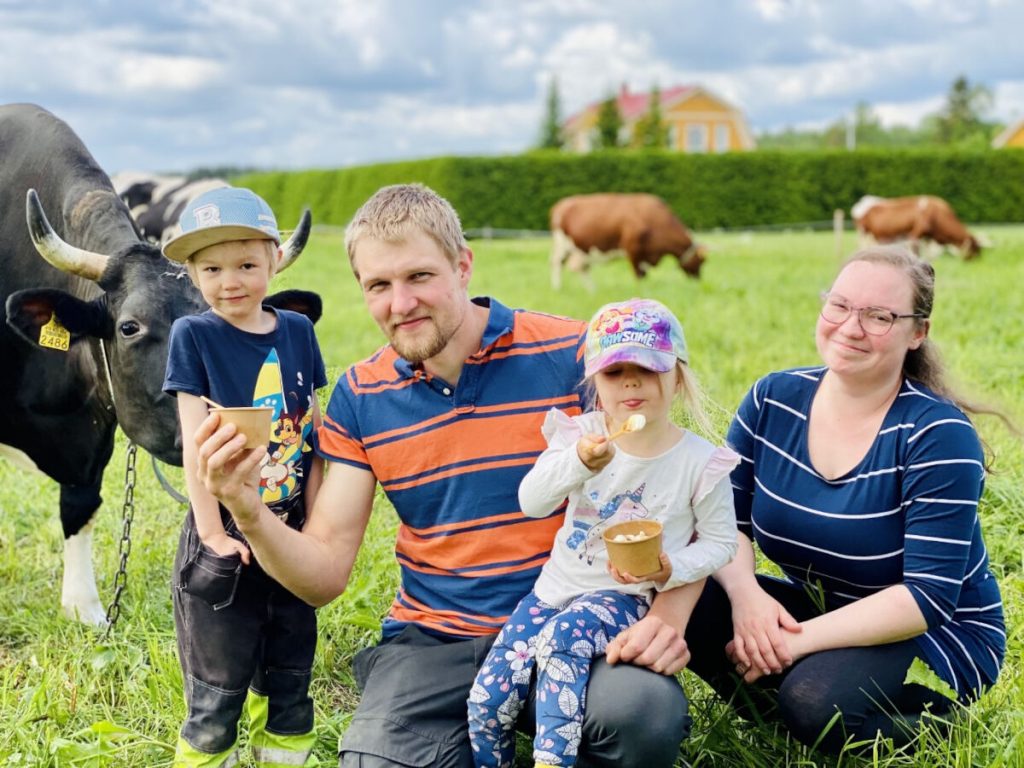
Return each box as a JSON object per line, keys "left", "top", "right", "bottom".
{"left": 203, "top": 531, "right": 252, "bottom": 565}
{"left": 608, "top": 552, "right": 673, "bottom": 585}
{"left": 577, "top": 433, "right": 614, "bottom": 472}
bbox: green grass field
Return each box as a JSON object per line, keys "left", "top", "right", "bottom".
{"left": 1, "top": 227, "right": 1021, "bottom": 766}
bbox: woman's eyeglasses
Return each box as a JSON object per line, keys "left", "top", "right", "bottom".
{"left": 819, "top": 292, "right": 926, "bottom": 336}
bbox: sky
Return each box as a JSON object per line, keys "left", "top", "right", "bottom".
{"left": 2, "top": 0, "right": 1023, "bottom": 176}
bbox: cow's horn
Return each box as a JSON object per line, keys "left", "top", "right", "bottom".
{"left": 277, "top": 208, "right": 312, "bottom": 273}
{"left": 25, "top": 189, "right": 109, "bottom": 281}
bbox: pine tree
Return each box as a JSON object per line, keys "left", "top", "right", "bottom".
{"left": 632, "top": 85, "right": 669, "bottom": 148}
{"left": 537, "top": 76, "right": 563, "bottom": 150}
{"left": 936, "top": 75, "right": 993, "bottom": 144}
{"left": 596, "top": 95, "right": 623, "bottom": 149}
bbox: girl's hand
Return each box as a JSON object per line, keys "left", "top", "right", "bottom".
{"left": 726, "top": 586, "right": 801, "bottom": 680}
{"left": 577, "top": 433, "right": 614, "bottom": 472}
{"left": 608, "top": 552, "right": 672, "bottom": 585}
{"left": 203, "top": 531, "right": 252, "bottom": 565}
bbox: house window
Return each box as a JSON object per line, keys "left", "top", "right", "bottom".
{"left": 685, "top": 124, "right": 708, "bottom": 153}
{"left": 667, "top": 124, "right": 678, "bottom": 149}
{"left": 714, "top": 123, "right": 730, "bottom": 152}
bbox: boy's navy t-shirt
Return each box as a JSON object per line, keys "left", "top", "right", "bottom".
{"left": 164, "top": 307, "right": 327, "bottom": 511}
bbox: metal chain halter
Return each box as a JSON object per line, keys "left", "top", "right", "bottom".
{"left": 103, "top": 440, "right": 137, "bottom": 637}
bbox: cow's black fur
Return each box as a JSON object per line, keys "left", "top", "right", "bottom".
{"left": 0, "top": 104, "right": 317, "bottom": 558}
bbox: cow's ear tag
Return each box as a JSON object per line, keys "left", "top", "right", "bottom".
{"left": 39, "top": 314, "right": 71, "bottom": 352}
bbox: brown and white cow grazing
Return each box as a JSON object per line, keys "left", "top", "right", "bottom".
{"left": 550, "top": 193, "right": 706, "bottom": 289}
{"left": 852, "top": 195, "right": 981, "bottom": 260}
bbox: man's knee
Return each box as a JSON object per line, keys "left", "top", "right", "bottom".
{"left": 580, "top": 659, "right": 689, "bottom": 767}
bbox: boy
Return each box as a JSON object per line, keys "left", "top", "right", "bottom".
{"left": 163, "top": 186, "right": 327, "bottom": 767}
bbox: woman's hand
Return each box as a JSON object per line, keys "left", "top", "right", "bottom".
{"left": 202, "top": 531, "right": 252, "bottom": 565}
{"left": 608, "top": 552, "right": 672, "bottom": 585}
{"left": 726, "top": 585, "right": 802, "bottom": 680}
{"left": 577, "top": 433, "right": 614, "bottom": 472}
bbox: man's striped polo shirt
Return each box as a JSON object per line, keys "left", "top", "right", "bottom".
{"left": 318, "top": 297, "right": 586, "bottom": 639}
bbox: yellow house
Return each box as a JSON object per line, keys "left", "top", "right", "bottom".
{"left": 563, "top": 84, "right": 756, "bottom": 153}
{"left": 992, "top": 118, "right": 1024, "bottom": 148}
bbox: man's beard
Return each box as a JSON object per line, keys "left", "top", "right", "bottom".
{"left": 391, "top": 325, "right": 448, "bottom": 363}
{"left": 388, "top": 302, "right": 467, "bottom": 364}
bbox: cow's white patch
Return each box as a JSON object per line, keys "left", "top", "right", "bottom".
{"left": 62, "top": 524, "right": 107, "bottom": 626}
{"left": 851, "top": 195, "right": 883, "bottom": 221}
{"left": 550, "top": 228, "right": 626, "bottom": 293}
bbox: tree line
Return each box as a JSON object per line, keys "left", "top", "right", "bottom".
{"left": 537, "top": 75, "right": 1005, "bottom": 152}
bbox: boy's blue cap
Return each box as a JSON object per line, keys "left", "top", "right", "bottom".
{"left": 163, "top": 186, "right": 280, "bottom": 262}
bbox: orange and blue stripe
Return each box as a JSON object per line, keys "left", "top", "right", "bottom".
{"left": 318, "top": 298, "right": 585, "bottom": 639}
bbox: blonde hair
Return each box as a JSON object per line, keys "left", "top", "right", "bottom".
{"left": 344, "top": 184, "right": 468, "bottom": 273}
{"left": 584, "top": 361, "right": 720, "bottom": 441}
{"left": 677, "top": 363, "right": 718, "bottom": 440}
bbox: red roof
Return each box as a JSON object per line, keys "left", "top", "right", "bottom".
{"left": 566, "top": 85, "right": 697, "bottom": 125}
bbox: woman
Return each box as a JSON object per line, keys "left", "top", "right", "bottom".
{"left": 685, "top": 245, "right": 1005, "bottom": 754}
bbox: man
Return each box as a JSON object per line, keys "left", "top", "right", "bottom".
{"left": 195, "top": 184, "right": 700, "bottom": 767}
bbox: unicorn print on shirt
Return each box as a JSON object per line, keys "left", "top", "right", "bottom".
{"left": 565, "top": 483, "right": 654, "bottom": 565}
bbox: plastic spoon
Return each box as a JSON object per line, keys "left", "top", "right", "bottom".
{"left": 608, "top": 414, "right": 646, "bottom": 441}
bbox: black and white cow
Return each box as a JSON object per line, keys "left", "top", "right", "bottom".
{"left": 0, "top": 103, "right": 313, "bottom": 625}
{"left": 110, "top": 171, "right": 179, "bottom": 212}
{"left": 112, "top": 173, "right": 228, "bottom": 245}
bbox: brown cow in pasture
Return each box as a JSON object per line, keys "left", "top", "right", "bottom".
{"left": 851, "top": 195, "right": 982, "bottom": 260}
{"left": 550, "top": 193, "right": 706, "bottom": 289}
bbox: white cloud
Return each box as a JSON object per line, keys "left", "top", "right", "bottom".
{"left": 116, "top": 56, "right": 222, "bottom": 92}
{"left": 2, "top": 0, "right": 1021, "bottom": 172}
{"left": 992, "top": 80, "right": 1024, "bottom": 122}
{"left": 545, "top": 22, "right": 674, "bottom": 114}
{"left": 752, "top": 0, "right": 790, "bottom": 22}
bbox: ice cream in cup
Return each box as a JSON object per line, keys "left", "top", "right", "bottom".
{"left": 212, "top": 406, "right": 273, "bottom": 450}
{"left": 602, "top": 520, "right": 664, "bottom": 577}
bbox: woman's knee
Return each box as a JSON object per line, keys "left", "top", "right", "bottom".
{"left": 777, "top": 674, "right": 848, "bottom": 751}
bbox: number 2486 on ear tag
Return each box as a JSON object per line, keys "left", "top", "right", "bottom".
{"left": 40, "top": 314, "right": 71, "bottom": 352}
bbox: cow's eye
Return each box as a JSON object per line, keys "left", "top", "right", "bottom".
{"left": 119, "top": 320, "right": 141, "bottom": 338}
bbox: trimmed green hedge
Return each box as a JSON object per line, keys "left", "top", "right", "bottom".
{"left": 235, "top": 149, "right": 1024, "bottom": 232}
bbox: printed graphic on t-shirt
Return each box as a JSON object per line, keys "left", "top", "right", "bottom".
{"left": 565, "top": 483, "right": 652, "bottom": 565}
{"left": 252, "top": 348, "right": 314, "bottom": 506}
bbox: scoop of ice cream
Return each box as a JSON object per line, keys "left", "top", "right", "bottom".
{"left": 611, "top": 532, "right": 652, "bottom": 543}
{"left": 624, "top": 414, "right": 646, "bottom": 432}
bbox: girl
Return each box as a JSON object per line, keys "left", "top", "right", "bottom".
{"left": 468, "top": 297, "right": 739, "bottom": 768}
